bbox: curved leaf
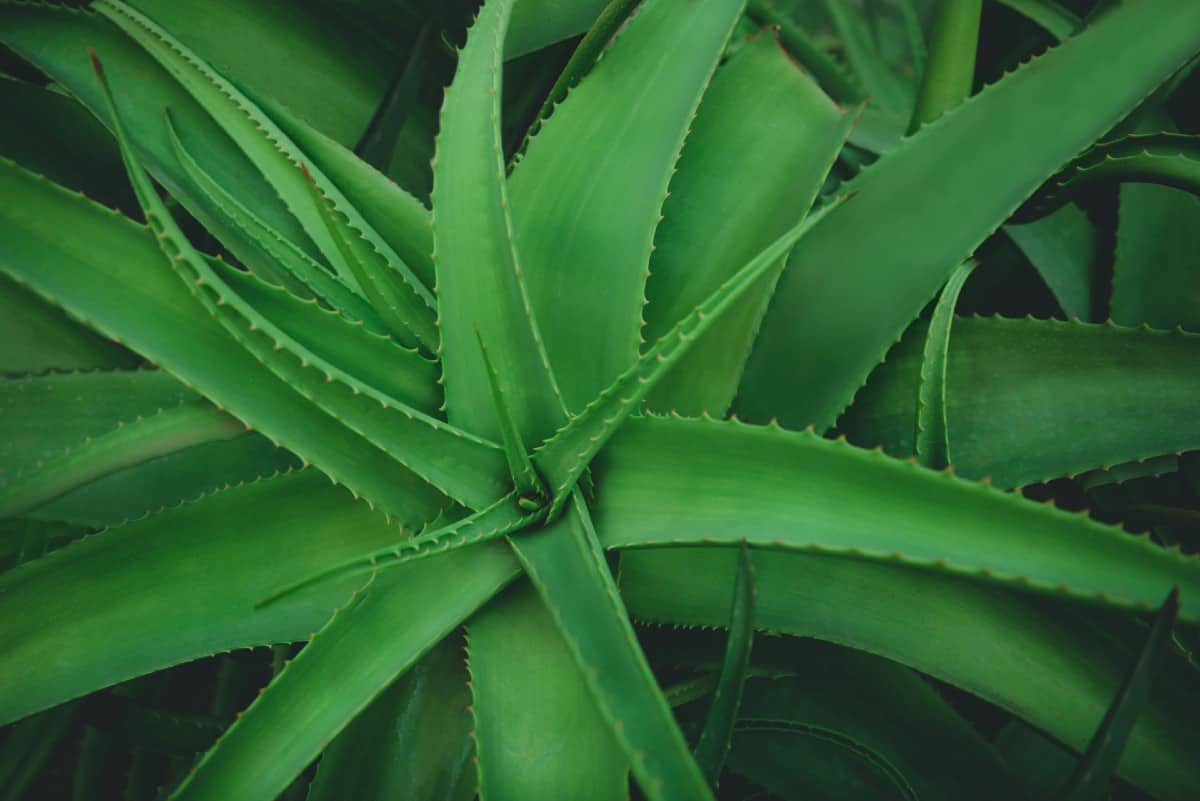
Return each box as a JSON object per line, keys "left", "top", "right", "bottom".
{"left": 617, "top": 547, "right": 1200, "bottom": 801}
{"left": 738, "top": 0, "right": 1200, "bottom": 431}
{"left": 509, "top": 0, "right": 747, "bottom": 410}
{"left": 594, "top": 415, "right": 1200, "bottom": 618}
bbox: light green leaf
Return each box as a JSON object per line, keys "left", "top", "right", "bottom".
{"left": 508, "top": 492, "right": 715, "bottom": 801}
{"left": 432, "top": 0, "right": 567, "bottom": 445}
{"left": 915, "top": 260, "right": 974, "bottom": 469}
{"left": 0, "top": 156, "right": 444, "bottom": 520}
{"left": 509, "top": 0, "right": 747, "bottom": 410}
{"left": 594, "top": 415, "right": 1200, "bottom": 618}
{"left": 169, "top": 545, "right": 517, "bottom": 801}
{"left": 643, "top": 31, "right": 855, "bottom": 417}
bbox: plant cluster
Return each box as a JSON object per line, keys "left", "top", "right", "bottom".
{"left": 1, "top": 0, "right": 1199, "bottom": 799}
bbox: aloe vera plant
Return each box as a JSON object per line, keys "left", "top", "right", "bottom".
{"left": 2, "top": 0, "right": 1200, "bottom": 799}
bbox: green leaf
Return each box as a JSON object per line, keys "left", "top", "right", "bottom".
{"left": 617, "top": 547, "right": 1200, "bottom": 801}
{"left": 737, "top": 0, "right": 1200, "bottom": 431}
{"left": 817, "top": 0, "right": 914, "bottom": 115}
{"left": 505, "top": 0, "right": 609, "bottom": 59}
{"left": 468, "top": 585, "right": 628, "bottom": 800}
{"left": 692, "top": 542, "right": 756, "bottom": 787}
{"left": 530, "top": 0, "right": 641, "bottom": 134}
{"left": 594, "top": 415, "right": 1200, "bottom": 618}
{"left": 1112, "top": 184, "right": 1200, "bottom": 330}
{"left": 32, "top": 433, "right": 297, "bottom": 530}
{"left": 1004, "top": 204, "right": 1096, "bottom": 322}
{"left": 297, "top": 160, "right": 436, "bottom": 348}
{"left": 509, "top": 0, "right": 747, "bottom": 410}
{"left": 642, "top": 31, "right": 855, "bottom": 417}
{"left": 475, "top": 328, "right": 544, "bottom": 500}
{"left": 909, "top": 0, "right": 981, "bottom": 132}
{"left": 534, "top": 196, "right": 846, "bottom": 511}
{"left": 724, "top": 643, "right": 1025, "bottom": 801}
{"left": 0, "top": 273, "right": 137, "bottom": 376}
{"left": 94, "top": 0, "right": 438, "bottom": 348}
{"left": 207, "top": 258, "right": 441, "bottom": 415}
{"left": 0, "top": 401, "right": 246, "bottom": 519}
{"left": 508, "top": 492, "right": 715, "bottom": 801}
{"left": 165, "top": 115, "right": 379, "bottom": 323}
{"left": 0, "top": 1, "right": 320, "bottom": 265}
{"left": 1, "top": 369, "right": 193, "bottom": 474}
{"left": 1016, "top": 132, "right": 1200, "bottom": 221}
{"left": 0, "top": 470, "right": 445, "bottom": 725}
{"left": 0, "top": 156, "right": 444, "bottom": 521}
{"left": 0, "top": 73, "right": 136, "bottom": 214}
{"left": 744, "top": 0, "right": 865, "bottom": 105}
{"left": 840, "top": 316, "right": 1200, "bottom": 487}
{"left": 169, "top": 544, "right": 518, "bottom": 801}
{"left": 305, "top": 634, "right": 475, "bottom": 801}
{"left": 726, "top": 726, "right": 915, "bottom": 801}
{"left": 248, "top": 88, "right": 436, "bottom": 291}
{"left": 121, "top": 0, "right": 407, "bottom": 146}
{"left": 259, "top": 492, "right": 535, "bottom": 607}
{"left": 1058, "top": 587, "right": 1181, "bottom": 801}
{"left": 94, "top": 60, "right": 506, "bottom": 511}
{"left": 432, "top": 0, "right": 567, "bottom": 445}
{"left": 915, "top": 260, "right": 974, "bottom": 469}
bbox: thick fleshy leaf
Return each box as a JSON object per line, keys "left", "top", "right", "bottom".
{"left": 0, "top": 470, "right": 444, "bottom": 725}
{"left": 642, "top": 31, "right": 854, "bottom": 416}
{"left": 692, "top": 542, "right": 755, "bottom": 786}
{"left": 1016, "top": 133, "right": 1200, "bottom": 221}
{"left": 0, "top": 73, "right": 135, "bottom": 214}
{"left": 617, "top": 547, "right": 1200, "bottom": 801}
{"left": 94, "top": 0, "right": 438, "bottom": 348}
{"left": 1005, "top": 204, "right": 1096, "bottom": 322}
{"left": 0, "top": 156, "right": 446, "bottom": 520}
{"left": 305, "top": 635, "right": 475, "bottom": 801}
{"left": 505, "top": 0, "right": 608, "bottom": 59}
{"left": 908, "top": 0, "right": 980, "bottom": 132}
{"left": 169, "top": 544, "right": 517, "bottom": 801}
{"left": 1059, "top": 588, "right": 1181, "bottom": 801}
{"left": 915, "top": 260, "right": 974, "bottom": 469}
{"left": 0, "top": 1, "right": 319, "bottom": 262}
{"left": 508, "top": 493, "right": 714, "bottom": 801}
{"left": 509, "top": 0, "right": 746, "bottom": 410}
{"left": 840, "top": 316, "right": 1200, "bottom": 487}
{"left": 432, "top": 0, "right": 567, "bottom": 445}
{"left": 0, "top": 273, "right": 137, "bottom": 376}
{"left": 738, "top": 0, "right": 1200, "bottom": 431}
{"left": 593, "top": 415, "right": 1200, "bottom": 618}
{"left": 249, "top": 89, "right": 435, "bottom": 291}
{"left": 468, "top": 585, "right": 628, "bottom": 801}
{"left": 122, "top": 0, "right": 407, "bottom": 146}
{"left": 1112, "top": 184, "right": 1200, "bottom": 330}
{"left": 0, "top": 401, "right": 246, "bottom": 518}
{"left": 534, "top": 196, "right": 846, "bottom": 511}
{"left": 1, "top": 369, "right": 190, "bottom": 475}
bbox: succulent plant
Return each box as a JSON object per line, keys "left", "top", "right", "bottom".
{"left": 1, "top": 0, "right": 1199, "bottom": 799}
